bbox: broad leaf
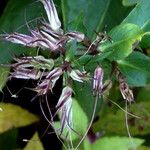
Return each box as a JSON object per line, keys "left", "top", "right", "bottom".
{"left": 0, "top": 0, "right": 43, "bottom": 63}
{"left": 118, "top": 51, "right": 150, "bottom": 86}
{"left": 61, "top": 0, "right": 133, "bottom": 37}
{"left": 93, "top": 101, "right": 150, "bottom": 136}
{"left": 0, "top": 103, "right": 39, "bottom": 133}
{"left": 140, "top": 19, "right": 150, "bottom": 49}
{"left": 137, "top": 85, "right": 150, "bottom": 102}
{"left": 23, "top": 132, "right": 44, "bottom": 150}
{"left": 123, "top": 0, "right": 150, "bottom": 27}
{"left": 0, "top": 67, "right": 9, "bottom": 91}
{"left": 122, "top": 0, "right": 140, "bottom": 6}
{"left": 101, "top": 23, "right": 143, "bottom": 60}
{"left": 85, "top": 136, "right": 144, "bottom": 150}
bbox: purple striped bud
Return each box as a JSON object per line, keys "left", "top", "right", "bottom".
{"left": 93, "top": 66, "right": 104, "bottom": 94}
{"left": 10, "top": 68, "right": 42, "bottom": 80}
{"left": 40, "top": 0, "right": 61, "bottom": 31}
{"left": 56, "top": 86, "right": 73, "bottom": 131}
{"left": 5, "top": 33, "right": 37, "bottom": 47}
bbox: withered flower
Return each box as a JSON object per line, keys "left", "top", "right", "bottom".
{"left": 116, "top": 69, "right": 134, "bottom": 102}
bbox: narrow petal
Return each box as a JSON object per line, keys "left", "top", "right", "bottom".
{"left": 10, "top": 68, "right": 42, "bottom": 80}
{"left": 5, "top": 33, "right": 36, "bottom": 46}
{"left": 40, "top": 0, "right": 61, "bottom": 31}
{"left": 56, "top": 86, "right": 72, "bottom": 109}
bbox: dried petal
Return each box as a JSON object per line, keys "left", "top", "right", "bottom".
{"left": 119, "top": 82, "right": 134, "bottom": 102}
{"left": 116, "top": 69, "right": 134, "bottom": 102}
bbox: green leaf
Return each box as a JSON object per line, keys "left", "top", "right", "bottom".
{"left": 140, "top": 20, "right": 150, "bottom": 48}
{"left": 123, "top": 0, "right": 150, "bottom": 27}
{"left": 61, "top": 0, "right": 133, "bottom": 38}
{"left": 88, "top": 136, "right": 144, "bottom": 150}
{"left": 67, "top": 12, "right": 87, "bottom": 33}
{"left": 137, "top": 85, "right": 150, "bottom": 102}
{"left": 72, "top": 98, "right": 88, "bottom": 135}
{"left": 140, "top": 34, "right": 150, "bottom": 49}
{"left": 138, "top": 145, "right": 150, "bottom": 150}
{"left": 93, "top": 101, "right": 150, "bottom": 136}
{"left": 0, "top": 0, "right": 44, "bottom": 63}
{"left": 23, "top": 132, "right": 44, "bottom": 150}
{"left": 0, "top": 67, "right": 9, "bottom": 91}
{"left": 72, "top": 81, "right": 103, "bottom": 122}
{"left": 0, "top": 103, "right": 39, "bottom": 133}
{"left": 122, "top": 0, "right": 140, "bottom": 6}
{"left": 101, "top": 23, "right": 143, "bottom": 60}
{"left": 118, "top": 51, "right": 150, "bottom": 86}
{"left": 65, "top": 41, "right": 77, "bottom": 62}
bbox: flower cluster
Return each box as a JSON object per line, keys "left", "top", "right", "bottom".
{"left": 4, "top": 0, "right": 91, "bottom": 135}
{"left": 3, "top": 0, "right": 134, "bottom": 146}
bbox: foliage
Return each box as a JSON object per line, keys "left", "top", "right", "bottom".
{"left": 0, "top": 0, "right": 150, "bottom": 149}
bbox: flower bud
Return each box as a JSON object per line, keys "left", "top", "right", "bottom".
{"left": 93, "top": 66, "right": 104, "bottom": 94}
{"left": 10, "top": 68, "right": 42, "bottom": 80}
{"left": 5, "top": 33, "right": 36, "bottom": 47}
{"left": 56, "top": 86, "right": 72, "bottom": 109}
{"left": 56, "top": 86, "right": 73, "bottom": 131}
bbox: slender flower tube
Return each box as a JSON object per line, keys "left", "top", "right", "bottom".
{"left": 5, "top": 33, "right": 37, "bottom": 47}
{"left": 10, "top": 68, "right": 42, "bottom": 80}
{"left": 55, "top": 86, "right": 73, "bottom": 132}
{"left": 40, "top": 0, "right": 61, "bottom": 31}
{"left": 93, "top": 66, "right": 104, "bottom": 94}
